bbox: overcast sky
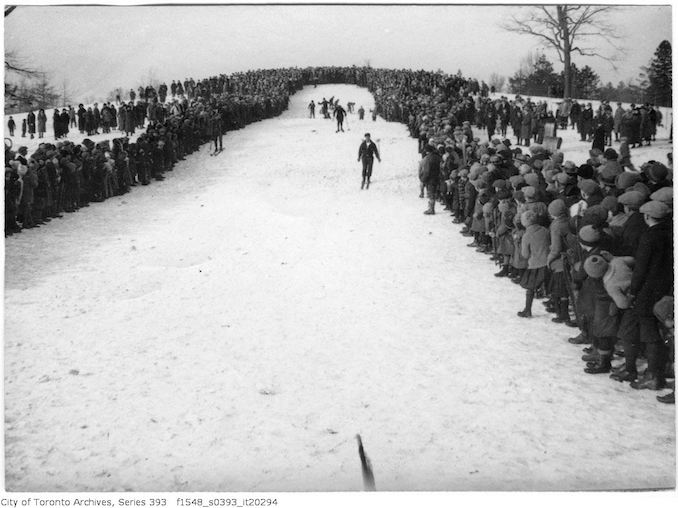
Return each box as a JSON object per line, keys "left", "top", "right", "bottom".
{"left": 4, "top": 3, "right": 672, "bottom": 102}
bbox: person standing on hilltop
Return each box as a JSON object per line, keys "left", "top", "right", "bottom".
{"left": 308, "top": 100, "right": 315, "bottom": 119}
{"left": 334, "top": 103, "right": 347, "bottom": 132}
{"left": 357, "top": 132, "right": 381, "bottom": 190}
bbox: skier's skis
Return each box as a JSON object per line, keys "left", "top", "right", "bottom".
{"left": 210, "top": 148, "right": 223, "bottom": 156}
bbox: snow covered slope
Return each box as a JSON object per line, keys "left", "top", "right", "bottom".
{"left": 3, "top": 85, "right": 674, "bottom": 492}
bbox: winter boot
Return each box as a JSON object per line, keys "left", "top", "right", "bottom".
{"left": 656, "top": 391, "right": 675, "bottom": 404}
{"left": 517, "top": 290, "right": 534, "bottom": 318}
{"left": 610, "top": 368, "right": 638, "bottom": 382}
{"left": 361, "top": 179, "right": 365, "bottom": 190}
{"left": 630, "top": 372, "right": 665, "bottom": 391}
{"left": 581, "top": 351, "right": 600, "bottom": 362}
{"left": 568, "top": 332, "right": 590, "bottom": 345}
{"left": 494, "top": 265, "right": 510, "bottom": 277}
{"left": 584, "top": 351, "right": 612, "bottom": 374}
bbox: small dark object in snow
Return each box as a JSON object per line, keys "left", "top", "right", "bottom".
{"left": 326, "top": 428, "right": 338, "bottom": 434}
{"left": 69, "top": 369, "right": 79, "bottom": 376}
{"left": 259, "top": 388, "right": 276, "bottom": 396}
{"left": 429, "top": 231, "right": 432, "bottom": 235}
{"left": 356, "top": 434, "right": 376, "bottom": 491}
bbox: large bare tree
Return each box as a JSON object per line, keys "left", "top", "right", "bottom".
{"left": 501, "top": 5, "right": 623, "bottom": 98}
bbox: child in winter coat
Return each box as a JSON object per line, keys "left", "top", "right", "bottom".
{"left": 546, "top": 199, "right": 577, "bottom": 326}
{"left": 581, "top": 255, "right": 621, "bottom": 374}
{"left": 517, "top": 210, "right": 550, "bottom": 318}
{"left": 493, "top": 190, "right": 516, "bottom": 278}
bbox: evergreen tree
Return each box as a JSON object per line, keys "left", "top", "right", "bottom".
{"left": 646, "top": 40, "right": 672, "bottom": 106}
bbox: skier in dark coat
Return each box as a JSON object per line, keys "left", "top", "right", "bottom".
{"left": 357, "top": 132, "right": 380, "bottom": 190}
{"left": 333, "top": 103, "right": 347, "bottom": 132}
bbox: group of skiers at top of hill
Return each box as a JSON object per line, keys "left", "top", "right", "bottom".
{"left": 416, "top": 131, "right": 673, "bottom": 404}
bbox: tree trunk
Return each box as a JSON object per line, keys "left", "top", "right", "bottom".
{"left": 558, "top": 6, "right": 572, "bottom": 98}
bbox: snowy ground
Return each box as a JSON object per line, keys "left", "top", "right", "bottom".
{"left": 3, "top": 84, "right": 675, "bottom": 492}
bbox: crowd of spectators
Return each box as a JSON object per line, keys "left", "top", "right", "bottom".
{"left": 5, "top": 65, "right": 674, "bottom": 403}
{"left": 5, "top": 68, "right": 304, "bottom": 234}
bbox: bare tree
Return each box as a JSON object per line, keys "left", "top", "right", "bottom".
{"left": 501, "top": 5, "right": 623, "bottom": 98}
{"left": 32, "top": 72, "right": 60, "bottom": 109}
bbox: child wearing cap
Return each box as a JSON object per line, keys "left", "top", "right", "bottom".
{"left": 581, "top": 254, "right": 620, "bottom": 374}
{"left": 517, "top": 210, "right": 550, "bottom": 318}
{"left": 546, "top": 199, "right": 577, "bottom": 326}
{"left": 617, "top": 200, "right": 673, "bottom": 390}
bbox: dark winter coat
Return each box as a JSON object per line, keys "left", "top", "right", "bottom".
{"left": 27, "top": 112, "right": 36, "bottom": 134}
{"left": 547, "top": 216, "right": 570, "bottom": 272}
{"left": 629, "top": 221, "right": 673, "bottom": 317}
{"left": 358, "top": 140, "right": 380, "bottom": 161}
{"left": 419, "top": 151, "right": 442, "bottom": 185}
{"left": 588, "top": 278, "right": 620, "bottom": 338}
{"left": 37, "top": 111, "right": 47, "bottom": 133}
{"left": 615, "top": 211, "right": 647, "bottom": 257}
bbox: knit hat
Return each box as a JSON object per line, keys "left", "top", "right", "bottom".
{"left": 584, "top": 255, "right": 609, "bottom": 279}
{"left": 615, "top": 171, "right": 639, "bottom": 190}
{"left": 578, "top": 225, "right": 600, "bottom": 246}
{"left": 618, "top": 190, "right": 645, "bottom": 210}
{"left": 492, "top": 179, "right": 507, "bottom": 189}
{"left": 523, "top": 186, "right": 537, "bottom": 200}
{"left": 603, "top": 148, "right": 618, "bottom": 160}
{"left": 650, "top": 186, "right": 673, "bottom": 206}
{"left": 555, "top": 172, "right": 571, "bottom": 185}
{"left": 583, "top": 205, "right": 609, "bottom": 228}
{"left": 631, "top": 182, "right": 651, "bottom": 199}
{"left": 547, "top": 199, "right": 567, "bottom": 217}
{"left": 533, "top": 158, "right": 544, "bottom": 170}
{"left": 524, "top": 173, "right": 539, "bottom": 187}
{"left": 648, "top": 162, "right": 669, "bottom": 182}
{"left": 508, "top": 175, "right": 525, "bottom": 188}
{"left": 600, "top": 195, "right": 619, "bottom": 214}
{"left": 520, "top": 210, "right": 538, "bottom": 227}
{"left": 639, "top": 200, "right": 671, "bottom": 219}
{"left": 578, "top": 179, "right": 599, "bottom": 196}
{"left": 577, "top": 164, "right": 595, "bottom": 179}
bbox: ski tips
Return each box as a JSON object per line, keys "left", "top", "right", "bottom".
{"left": 356, "top": 433, "right": 376, "bottom": 491}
